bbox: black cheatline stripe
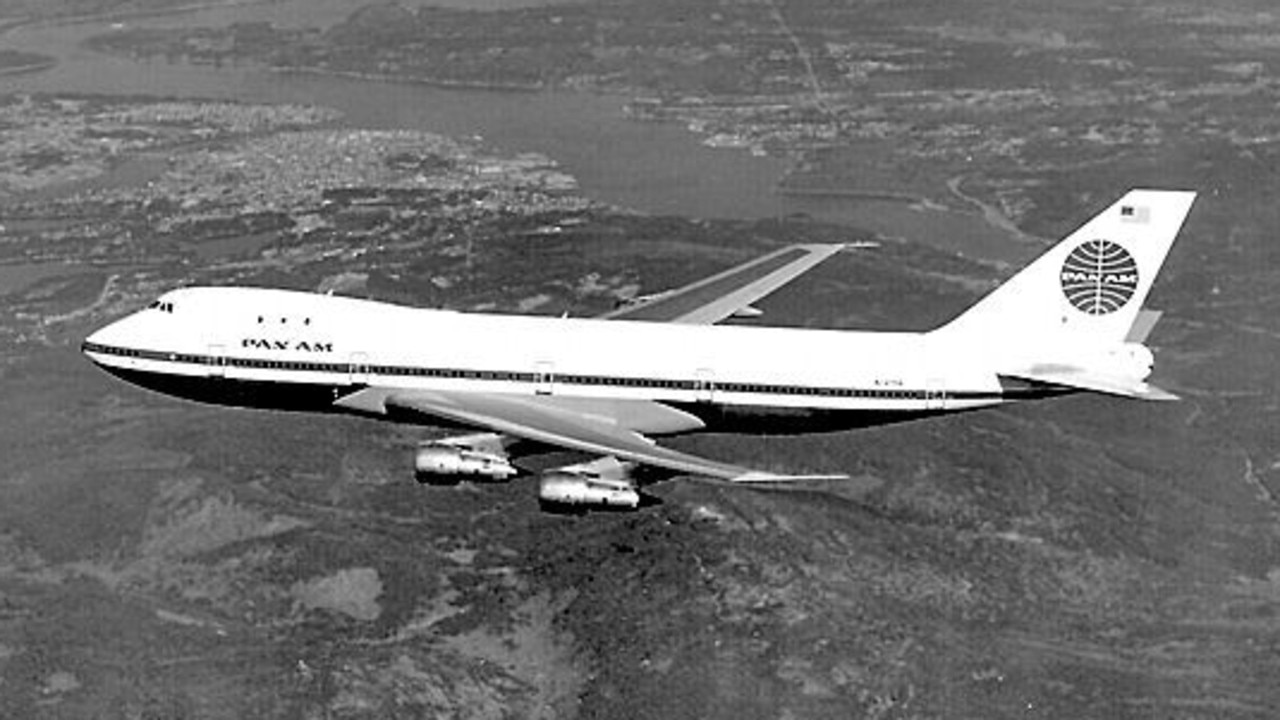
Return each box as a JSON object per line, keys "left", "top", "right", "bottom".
{"left": 82, "top": 341, "right": 1006, "bottom": 402}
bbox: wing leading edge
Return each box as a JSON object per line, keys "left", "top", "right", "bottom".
{"left": 600, "top": 243, "right": 852, "bottom": 324}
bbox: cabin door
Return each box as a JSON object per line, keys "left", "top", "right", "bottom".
{"left": 534, "top": 361, "right": 555, "bottom": 396}
{"left": 349, "top": 352, "right": 370, "bottom": 385}
{"left": 206, "top": 344, "right": 226, "bottom": 378}
{"left": 925, "top": 378, "right": 947, "bottom": 411}
{"left": 694, "top": 368, "right": 716, "bottom": 403}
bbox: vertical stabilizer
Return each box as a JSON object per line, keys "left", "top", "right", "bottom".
{"left": 932, "top": 189, "right": 1196, "bottom": 350}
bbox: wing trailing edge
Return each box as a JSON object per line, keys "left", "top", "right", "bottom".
{"left": 335, "top": 387, "right": 850, "bottom": 482}
{"left": 731, "top": 471, "right": 854, "bottom": 483}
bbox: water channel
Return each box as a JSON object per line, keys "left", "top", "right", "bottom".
{"left": 0, "top": 0, "right": 1035, "bottom": 272}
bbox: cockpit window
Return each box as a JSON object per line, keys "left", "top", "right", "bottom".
{"left": 148, "top": 300, "right": 176, "bottom": 313}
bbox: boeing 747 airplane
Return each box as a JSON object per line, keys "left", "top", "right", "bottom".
{"left": 83, "top": 189, "right": 1196, "bottom": 509}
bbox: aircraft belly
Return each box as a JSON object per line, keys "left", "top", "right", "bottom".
{"left": 95, "top": 363, "right": 342, "bottom": 413}
{"left": 668, "top": 402, "right": 980, "bottom": 435}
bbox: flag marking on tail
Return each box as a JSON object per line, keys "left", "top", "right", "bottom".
{"left": 1059, "top": 239, "right": 1139, "bottom": 315}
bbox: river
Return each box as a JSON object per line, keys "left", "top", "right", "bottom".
{"left": 0, "top": 0, "right": 1036, "bottom": 265}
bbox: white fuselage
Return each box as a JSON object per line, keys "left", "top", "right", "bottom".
{"left": 83, "top": 287, "right": 1014, "bottom": 431}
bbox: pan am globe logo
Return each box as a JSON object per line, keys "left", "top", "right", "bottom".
{"left": 1060, "top": 239, "right": 1139, "bottom": 315}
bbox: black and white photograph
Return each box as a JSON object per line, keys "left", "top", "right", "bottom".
{"left": 0, "top": 0, "right": 1275, "bottom": 717}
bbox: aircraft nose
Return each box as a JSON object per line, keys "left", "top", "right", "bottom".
{"left": 83, "top": 311, "right": 143, "bottom": 354}
{"left": 83, "top": 323, "right": 108, "bottom": 350}
{"left": 83, "top": 317, "right": 119, "bottom": 350}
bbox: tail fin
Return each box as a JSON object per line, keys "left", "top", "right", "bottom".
{"left": 932, "top": 189, "right": 1196, "bottom": 349}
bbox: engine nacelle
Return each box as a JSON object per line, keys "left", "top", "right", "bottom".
{"left": 539, "top": 472, "right": 640, "bottom": 509}
{"left": 415, "top": 444, "right": 517, "bottom": 481}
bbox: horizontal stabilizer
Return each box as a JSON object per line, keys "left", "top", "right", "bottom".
{"left": 1000, "top": 370, "right": 1178, "bottom": 401}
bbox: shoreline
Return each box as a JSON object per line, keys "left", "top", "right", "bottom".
{"left": 946, "top": 174, "right": 1042, "bottom": 245}
{"left": 775, "top": 186, "right": 922, "bottom": 203}
{"left": 270, "top": 64, "right": 544, "bottom": 94}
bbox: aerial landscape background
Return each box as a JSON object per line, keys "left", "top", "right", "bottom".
{"left": 1, "top": 0, "right": 1279, "bottom": 717}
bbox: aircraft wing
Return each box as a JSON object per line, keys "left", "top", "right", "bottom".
{"left": 599, "top": 243, "right": 851, "bottom": 324}
{"left": 338, "top": 387, "right": 845, "bottom": 482}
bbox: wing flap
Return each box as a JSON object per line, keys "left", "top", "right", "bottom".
{"left": 732, "top": 471, "right": 854, "bottom": 483}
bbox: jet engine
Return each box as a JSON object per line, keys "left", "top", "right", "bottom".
{"left": 539, "top": 472, "right": 640, "bottom": 509}
{"left": 414, "top": 439, "right": 517, "bottom": 482}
